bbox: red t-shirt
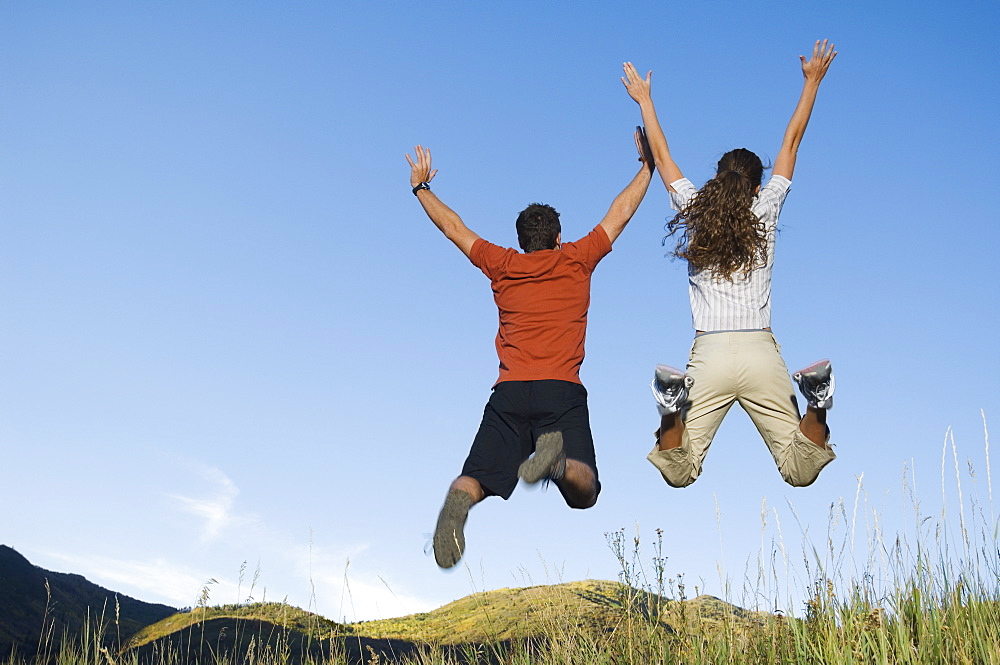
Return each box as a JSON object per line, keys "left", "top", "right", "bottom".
{"left": 469, "top": 225, "right": 612, "bottom": 386}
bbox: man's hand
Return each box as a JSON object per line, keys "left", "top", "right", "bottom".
{"left": 621, "top": 62, "right": 653, "bottom": 106}
{"left": 405, "top": 145, "right": 439, "bottom": 189}
{"left": 597, "top": 128, "right": 655, "bottom": 244}
{"left": 800, "top": 39, "right": 837, "bottom": 85}
{"left": 405, "top": 144, "right": 479, "bottom": 257}
{"left": 635, "top": 126, "right": 654, "bottom": 173}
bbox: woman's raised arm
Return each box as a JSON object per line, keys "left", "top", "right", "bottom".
{"left": 772, "top": 39, "right": 838, "bottom": 181}
{"left": 622, "top": 62, "right": 684, "bottom": 192}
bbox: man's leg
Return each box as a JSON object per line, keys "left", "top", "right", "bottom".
{"left": 514, "top": 382, "right": 603, "bottom": 509}
{"left": 433, "top": 475, "right": 485, "bottom": 569}
{"left": 555, "top": 459, "right": 598, "bottom": 509}
{"left": 517, "top": 429, "right": 599, "bottom": 509}
{"left": 449, "top": 475, "right": 487, "bottom": 502}
{"left": 434, "top": 382, "right": 530, "bottom": 569}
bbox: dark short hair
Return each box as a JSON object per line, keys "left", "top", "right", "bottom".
{"left": 515, "top": 203, "right": 561, "bottom": 253}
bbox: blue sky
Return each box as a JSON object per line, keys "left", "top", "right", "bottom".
{"left": 2, "top": 1, "right": 999, "bottom": 621}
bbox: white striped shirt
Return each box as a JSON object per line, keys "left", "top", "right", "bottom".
{"left": 669, "top": 174, "right": 791, "bottom": 331}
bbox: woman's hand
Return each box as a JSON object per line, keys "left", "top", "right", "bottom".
{"left": 801, "top": 39, "right": 837, "bottom": 84}
{"left": 621, "top": 62, "right": 653, "bottom": 105}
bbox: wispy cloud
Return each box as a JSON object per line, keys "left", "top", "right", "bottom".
{"left": 321, "top": 572, "right": 440, "bottom": 623}
{"left": 34, "top": 460, "right": 443, "bottom": 622}
{"left": 168, "top": 465, "right": 246, "bottom": 542}
{"left": 40, "top": 551, "right": 234, "bottom": 609}
{"left": 42, "top": 545, "right": 441, "bottom": 622}
{"left": 279, "top": 544, "right": 442, "bottom": 622}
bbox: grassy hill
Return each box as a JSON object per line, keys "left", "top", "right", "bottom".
{"left": 128, "top": 601, "right": 341, "bottom": 646}
{"left": 122, "top": 579, "right": 764, "bottom": 664}
{"left": 0, "top": 545, "right": 177, "bottom": 661}
{"left": 346, "top": 579, "right": 762, "bottom": 645}
{"left": 126, "top": 603, "right": 346, "bottom": 664}
{"left": 127, "top": 602, "right": 421, "bottom": 664}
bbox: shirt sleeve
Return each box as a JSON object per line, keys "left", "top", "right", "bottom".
{"left": 469, "top": 238, "right": 510, "bottom": 280}
{"left": 752, "top": 174, "right": 792, "bottom": 232}
{"left": 668, "top": 178, "right": 698, "bottom": 211}
{"left": 568, "top": 225, "right": 613, "bottom": 273}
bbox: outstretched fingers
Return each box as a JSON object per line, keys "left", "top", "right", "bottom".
{"left": 815, "top": 38, "right": 836, "bottom": 63}
{"left": 621, "top": 61, "right": 649, "bottom": 85}
{"left": 406, "top": 145, "right": 437, "bottom": 186}
{"left": 621, "top": 62, "right": 652, "bottom": 102}
{"left": 801, "top": 39, "right": 837, "bottom": 80}
{"left": 620, "top": 61, "right": 636, "bottom": 85}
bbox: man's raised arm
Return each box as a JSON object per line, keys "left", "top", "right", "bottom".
{"left": 598, "top": 127, "right": 655, "bottom": 244}
{"left": 406, "top": 145, "right": 480, "bottom": 258}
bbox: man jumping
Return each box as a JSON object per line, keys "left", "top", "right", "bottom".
{"left": 406, "top": 130, "right": 654, "bottom": 568}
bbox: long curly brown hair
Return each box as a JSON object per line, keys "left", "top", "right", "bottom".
{"left": 667, "top": 148, "right": 768, "bottom": 280}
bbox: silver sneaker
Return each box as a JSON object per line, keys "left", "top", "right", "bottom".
{"left": 793, "top": 359, "right": 835, "bottom": 409}
{"left": 650, "top": 364, "right": 694, "bottom": 416}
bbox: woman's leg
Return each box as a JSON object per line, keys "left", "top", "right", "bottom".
{"left": 648, "top": 334, "right": 737, "bottom": 487}
{"left": 799, "top": 405, "right": 828, "bottom": 446}
{"left": 736, "top": 333, "right": 835, "bottom": 487}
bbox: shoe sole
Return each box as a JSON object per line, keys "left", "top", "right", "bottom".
{"left": 655, "top": 364, "right": 690, "bottom": 385}
{"left": 433, "top": 490, "right": 470, "bottom": 568}
{"left": 793, "top": 359, "right": 831, "bottom": 381}
{"left": 518, "top": 431, "right": 565, "bottom": 484}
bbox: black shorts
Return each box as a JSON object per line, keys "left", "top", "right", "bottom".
{"left": 461, "top": 380, "right": 599, "bottom": 500}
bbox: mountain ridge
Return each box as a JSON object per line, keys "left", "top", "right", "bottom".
{"left": 0, "top": 544, "right": 178, "bottom": 660}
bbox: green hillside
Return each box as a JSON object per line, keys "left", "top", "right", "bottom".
{"left": 346, "top": 579, "right": 761, "bottom": 644}
{"left": 123, "top": 579, "right": 763, "bottom": 663}
{"left": 127, "top": 603, "right": 415, "bottom": 664}
{"left": 125, "top": 605, "right": 342, "bottom": 664}
{"left": 128, "top": 601, "right": 341, "bottom": 647}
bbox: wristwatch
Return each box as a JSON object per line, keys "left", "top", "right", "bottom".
{"left": 412, "top": 182, "right": 431, "bottom": 195}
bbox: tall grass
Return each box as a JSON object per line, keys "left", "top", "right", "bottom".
{"left": 10, "top": 417, "right": 999, "bottom": 664}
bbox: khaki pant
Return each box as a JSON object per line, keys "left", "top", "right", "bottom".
{"left": 647, "top": 331, "right": 835, "bottom": 487}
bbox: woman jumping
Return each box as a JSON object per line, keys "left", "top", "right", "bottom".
{"left": 623, "top": 40, "right": 838, "bottom": 488}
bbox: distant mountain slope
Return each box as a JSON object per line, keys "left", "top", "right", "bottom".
{"left": 0, "top": 545, "right": 176, "bottom": 660}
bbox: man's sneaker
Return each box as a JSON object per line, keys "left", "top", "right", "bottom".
{"left": 433, "top": 489, "right": 472, "bottom": 568}
{"left": 651, "top": 364, "right": 694, "bottom": 416}
{"left": 518, "top": 431, "right": 566, "bottom": 484}
{"left": 793, "top": 359, "right": 835, "bottom": 410}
